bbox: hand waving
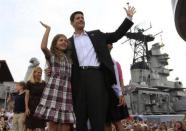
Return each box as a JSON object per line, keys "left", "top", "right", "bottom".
{"left": 40, "top": 21, "right": 50, "bottom": 30}
{"left": 124, "top": 4, "right": 136, "bottom": 18}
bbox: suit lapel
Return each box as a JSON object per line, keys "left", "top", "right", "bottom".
{"left": 87, "top": 31, "right": 99, "bottom": 53}
{"left": 69, "top": 36, "right": 79, "bottom": 66}
{"left": 87, "top": 32, "right": 95, "bottom": 45}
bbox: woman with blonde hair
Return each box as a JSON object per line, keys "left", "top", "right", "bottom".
{"left": 25, "top": 66, "right": 46, "bottom": 131}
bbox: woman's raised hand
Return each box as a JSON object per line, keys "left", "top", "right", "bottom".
{"left": 40, "top": 21, "right": 50, "bottom": 30}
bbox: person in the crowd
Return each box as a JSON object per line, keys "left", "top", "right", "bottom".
{"left": 34, "top": 21, "right": 75, "bottom": 131}
{"left": 105, "top": 43, "right": 129, "bottom": 131}
{"left": 68, "top": 5, "right": 135, "bottom": 131}
{"left": 174, "top": 121, "right": 185, "bottom": 131}
{"left": 5, "top": 110, "right": 14, "bottom": 130}
{"left": 0, "top": 115, "right": 8, "bottom": 131}
{"left": 12, "top": 81, "right": 27, "bottom": 131}
{"left": 159, "top": 123, "right": 168, "bottom": 131}
{"left": 25, "top": 66, "right": 46, "bottom": 131}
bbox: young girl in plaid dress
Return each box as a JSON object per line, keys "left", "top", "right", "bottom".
{"left": 34, "top": 21, "right": 75, "bottom": 131}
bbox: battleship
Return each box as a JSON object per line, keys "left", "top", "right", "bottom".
{"left": 122, "top": 0, "right": 186, "bottom": 115}
{"left": 124, "top": 27, "right": 186, "bottom": 115}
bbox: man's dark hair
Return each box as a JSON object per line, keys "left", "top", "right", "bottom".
{"left": 70, "top": 11, "right": 84, "bottom": 22}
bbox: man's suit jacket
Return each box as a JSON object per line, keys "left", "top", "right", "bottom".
{"left": 69, "top": 18, "right": 133, "bottom": 99}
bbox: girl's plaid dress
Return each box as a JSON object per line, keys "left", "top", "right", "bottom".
{"left": 34, "top": 54, "right": 75, "bottom": 123}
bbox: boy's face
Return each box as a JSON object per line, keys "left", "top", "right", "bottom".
{"left": 15, "top": 84, "right": 22, "bottom": 92}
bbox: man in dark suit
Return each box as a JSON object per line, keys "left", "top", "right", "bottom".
{"left": 69, "top": 6, "right": 135, "bottom": 131}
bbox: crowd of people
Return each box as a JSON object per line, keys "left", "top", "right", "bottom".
{"left": 2, "top": 3, "right": 185, "bottom": 131}
{"left": 119, "top": 118, "right": 186, "bottom": 131}
{"left": 1, "top": 106, "right": 186, "bottom": 131}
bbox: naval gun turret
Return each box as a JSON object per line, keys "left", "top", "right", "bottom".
{"left": 124, "top": 27, "right": 186, "bottom": 115}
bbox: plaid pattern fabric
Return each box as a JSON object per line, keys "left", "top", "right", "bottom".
{"left": 34, "top": 55, "right": 75, "bottom": 123}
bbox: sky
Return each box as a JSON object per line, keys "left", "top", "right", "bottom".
{"left": 1, "top": 0, "right": 186, "bottom": 86}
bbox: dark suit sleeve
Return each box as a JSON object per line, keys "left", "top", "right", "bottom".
{"left": 104, "top": 18, "right": 133, "bottom": 44}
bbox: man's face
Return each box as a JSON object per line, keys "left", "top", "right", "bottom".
{"left": 71, "top": 13, "right": 85, "bottom": 30}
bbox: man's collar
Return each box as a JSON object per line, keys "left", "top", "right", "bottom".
{"left": 73, "top": 31, "right": 88, "bottom": 37}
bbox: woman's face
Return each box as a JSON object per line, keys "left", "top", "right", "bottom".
{"left": 56, "top": 36, "right": 68, "bottom": 51}
{"left": 33, "top": 68, "right": 42, "bottom": 81}
{"left": 174, "top": 122, "right": 182, "bottom": 131}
